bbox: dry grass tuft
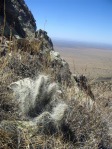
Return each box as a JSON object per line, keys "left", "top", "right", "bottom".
{"left": 16, "top": 38, "right": 43, "bottom": 55}
{"left": 61, "top": 99, "right": 111, "bottom": 148}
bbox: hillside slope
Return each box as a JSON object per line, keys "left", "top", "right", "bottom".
{"left": 0, "top": 0, "right": 111, "bottom": 148}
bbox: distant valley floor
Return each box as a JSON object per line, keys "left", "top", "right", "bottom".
{"left": 54, "top": 45, "right": 112, "bottom": 80}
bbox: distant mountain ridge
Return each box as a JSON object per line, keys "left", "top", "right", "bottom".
{"left": 53, "top": 39, "right": 112, "bottom": 50}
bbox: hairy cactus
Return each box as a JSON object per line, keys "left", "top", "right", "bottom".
{"left": 51, "top": 102, "right": 68, "bottom": 122}
{"left": 9, "top": 74, "right": 68, "bottom": 135}
{"left": 34, "top": 103, "right": 68, "bottom": 135}
{"left": 9, "top": 75, "right": 58, "bottom": 118}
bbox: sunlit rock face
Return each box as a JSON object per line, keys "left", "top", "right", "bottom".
{"left": 0, "top": 0, "right": 36, "bottom": 38}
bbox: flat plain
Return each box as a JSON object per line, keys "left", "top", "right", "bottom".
{"left": 54, "top": 42, "right": 112, "bottom": 80}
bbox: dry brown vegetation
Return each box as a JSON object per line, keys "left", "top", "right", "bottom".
{"left": 0, "top": 1, "right": 111, "bottom": 147}
{"left": 16, "top": 39, "right": 43, "bottom": 55}
{"left": 0, "top": 2, "right": 112, "bottom": 143}
{"left": 0, "top": 38, "right": 112, "bottom": 149}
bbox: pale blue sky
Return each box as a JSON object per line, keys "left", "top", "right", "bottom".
{"left": 25, "top": 0, "right": 112, "bottom": 45}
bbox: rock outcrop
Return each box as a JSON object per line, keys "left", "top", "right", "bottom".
{"left": 35, "top": 29, "right": 53, "bottom": 50}
{"left": 0, "top": 0, "right": 36, "bottom": 38}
